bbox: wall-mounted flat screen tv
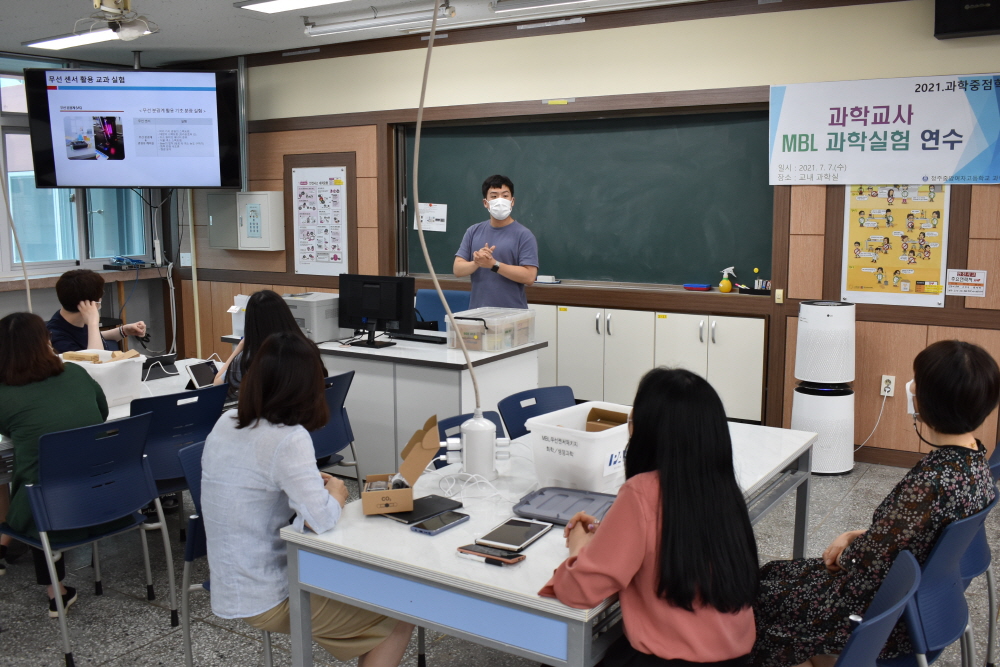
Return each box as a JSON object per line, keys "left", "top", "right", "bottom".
{"left": 24, "top": 69, "right": 241, "bottom": 188}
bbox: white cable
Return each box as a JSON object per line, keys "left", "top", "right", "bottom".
{"left": 142, "top": 360, "right": 179, "bottom": 382}
{"left": 411, "top": 0, "right": 482, "bottom": 410}
{"left": 855, "top": 393, "right": 888, "bottom": 452}
{"left": 206, "top": 352, "right": 223, "bottom": 364}
{"left": 0, "top": 152, "right": 32, "bottom": 313}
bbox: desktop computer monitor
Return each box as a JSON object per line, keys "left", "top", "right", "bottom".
{"left": 338, "top": 274, "right": 415, "bottom": 348}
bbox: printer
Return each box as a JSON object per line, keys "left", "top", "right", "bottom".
{"left": 282, "top": 292, "right": 353, "bottom": 343}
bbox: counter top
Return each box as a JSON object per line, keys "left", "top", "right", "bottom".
{"left": 222, "top": 332, "right": 548, "bottom": 371}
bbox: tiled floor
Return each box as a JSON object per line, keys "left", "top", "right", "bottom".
{"left": 1, "top": 463, "right": 995, "bottom": 666}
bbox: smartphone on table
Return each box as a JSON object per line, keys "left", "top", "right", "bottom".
{"left": 456, "top": 544, "right": 526, "bottom": 565}
{"left": 410, "top": 511, "right": 469, "bottom": 535}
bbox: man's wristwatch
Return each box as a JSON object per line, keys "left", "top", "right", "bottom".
{"left": 491, "top": 261, "right": 501, "bottom": 273}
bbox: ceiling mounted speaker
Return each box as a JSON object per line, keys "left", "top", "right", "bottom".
{"left": 935, "top": 0, "right": 1000, "bottom": 38}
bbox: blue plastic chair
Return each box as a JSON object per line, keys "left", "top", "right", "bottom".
{"left": 878, "top": 495, "right": 999, "bottom": 667}
{"left": 497, "top": 386, "right": 576, "bottom": 440}
{"left": 130, "top": 384, "right": 229, "bottom": 543}
{"left": 310, "top": 372, "right": 361, "bottom": 480}
{"left": 835, "top": 551, "right": 921, "bottom": 667}
{"left": 958, "top": 444, "right": 1000, "bottom": 667}
{"left": 178, "top": 442, "right": 273, "bottom": 667}
{"left": 434, "top": 411, "right": 505, "bottom": 470}
{"left": 0, "top": 414, "right": 177, "bottom": 667}
{"left": 414, "top": 289, "right": 471, "bottom": 330}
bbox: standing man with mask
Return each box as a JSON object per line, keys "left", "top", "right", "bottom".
{"left": 453, "top": 175, "right": 539, "bottom": 309}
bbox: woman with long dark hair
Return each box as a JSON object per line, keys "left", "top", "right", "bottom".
{"left": 214, "top": 290, "right": 305, "bottom": 399}
{"left": 752, "top": 340, "right": 999, "bottom": 667}
{"left": 202, "top": 332, "right": 413, "bottom": 666}
{"left": 540, "top": 368, "right": 759, "bottom": 666}
{"left": 0, "top": 312, "right": 109, "bottom": 615}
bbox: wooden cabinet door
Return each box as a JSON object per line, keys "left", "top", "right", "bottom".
{"left": 707, "top": 316, "right": 765, "bottom": 422}
{"left": 654, "top": 312, "right": 709, "bottom": 378}
{"left": 603, "top": 309, "right": 655, "bottom": 405}
{"left": 556, "top": 306, "right": 605, "bottom": 401}
{"left": 530, "top": 303, "right": 559, "bottom": 388}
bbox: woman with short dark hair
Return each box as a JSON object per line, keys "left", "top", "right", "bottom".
{"left": 213, "top": 290, "right": 305, "bottom": 400}
{"left": 541, "top": 368, "right": 759, "bottom": 666}
{"left": 202, "top": 332, "right": 413, "bottom": 666}
{"left": 0, "top": 312, "right": 110, "bottom": 615}
{"left": 752, "top": 340, "right": 1000, "bottom": 667}
{"left": 46, "top": 269, "right": 147, "bottom": 353}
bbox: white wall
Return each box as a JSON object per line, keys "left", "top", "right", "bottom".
{"left": 0, "top": 280, "right": 169, "bottom": 355}
{"left": 248, "top": 0, "right": 1000, "bottom": 120}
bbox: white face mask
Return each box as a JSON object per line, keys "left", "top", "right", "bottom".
{"left": 487, "top": 198, "right": 513, "bottom": 220}
{"left": 906, "top": 379, "right": 916, "bottom": 415}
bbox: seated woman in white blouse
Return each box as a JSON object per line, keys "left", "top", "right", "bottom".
{"left": 202, "top": 331, "right": 413, "bottom": 666}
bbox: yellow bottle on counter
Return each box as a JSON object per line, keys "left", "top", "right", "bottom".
{"left": 719, "top": 266, "right": 736, "bottom": 293}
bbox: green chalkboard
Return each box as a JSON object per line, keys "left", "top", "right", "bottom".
{"left": 404, "top": 111, "right": 773, "bottom": 286}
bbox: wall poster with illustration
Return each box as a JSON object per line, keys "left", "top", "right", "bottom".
{"left": 841, "top": 184, "right": 949, "bottom": 307}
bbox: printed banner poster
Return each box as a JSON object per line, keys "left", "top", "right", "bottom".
{"left": 841, "top": 184, "right": 949, "bottom": 308}
{"left": 770, "top": 73, "right": 1000, "bottom": 185}
{"left": 292, "top": 166, "right": 348, "bottom": 278}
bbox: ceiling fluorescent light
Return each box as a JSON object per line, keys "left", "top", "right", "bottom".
{"left": 24, "top": 28, "right": 120, "bottom": 50}
{"left": 305, "top": 4, "right": 455, "bottom": 35}
{"left": 492, "top": 0, "right": 598, "bottom": 12}
{"left": 235, "top": 0, "right": 351, "bottom": 14}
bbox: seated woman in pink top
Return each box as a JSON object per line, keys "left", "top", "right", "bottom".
{"left": 540, "top": 368, "right": 758, "bottom": 667}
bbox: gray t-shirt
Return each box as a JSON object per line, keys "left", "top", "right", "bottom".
{"left": 456, "top": 220, "right": 539, "bottom": 309}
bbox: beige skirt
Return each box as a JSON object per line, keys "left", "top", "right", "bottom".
{"left": 245, "top": 595, "right": 397, "bottom": 661}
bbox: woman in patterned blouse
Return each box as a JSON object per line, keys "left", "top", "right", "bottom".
{"left": 752, "top": 340, "right": 1000, "bottom": 667}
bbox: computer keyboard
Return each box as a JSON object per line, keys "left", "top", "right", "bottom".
{"left": 389, "top": 332, "right": 447, "bottom": 344}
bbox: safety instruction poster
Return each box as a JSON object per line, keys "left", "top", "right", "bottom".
{"left": 841, "top": 184, "right": 949, "bottom": 307}
{"left": 292, "top": 166, "right": 347, "bottom": 277}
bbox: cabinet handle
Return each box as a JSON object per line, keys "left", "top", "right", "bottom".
{"left": 606, "top": 313, "right": 612, "bottom": 336}
{"left": 699, "top": 319, "right": 704, "bottom": 343}
{"left": 239, "top": 216, "right": 243, "bottom": 227}
{"left": 711, "top": 320, "right": 717, "bottom": 344}
{"left": 595, "top": 313, "right": 601, "bottom": 335}
{"left": 209, "top": 215, "right": 213, "bottom": 226}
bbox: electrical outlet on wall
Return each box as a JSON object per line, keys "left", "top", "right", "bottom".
{"left": 881, "top": 375, "right": 895, "bottom": 397}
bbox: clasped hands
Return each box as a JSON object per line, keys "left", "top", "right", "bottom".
{"left": 473, "top": 243, "right": 497, "bottom": 269}
{"left": 563, "top": 510, "right": 600, "bottom": 558}
{"left": 77, "top": 300, "right": 147, "bottom": 337}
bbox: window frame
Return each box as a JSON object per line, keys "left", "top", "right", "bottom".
{"left": 0, "top": 125, "right": 152, "bottom": 278}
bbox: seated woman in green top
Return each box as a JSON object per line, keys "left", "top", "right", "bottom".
{"left": 0, "top": 312, "right": 109, "bottom": 617}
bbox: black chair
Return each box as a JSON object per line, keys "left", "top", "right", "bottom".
{"left": 0, "top": 414, "right": 177, "bottom": 667}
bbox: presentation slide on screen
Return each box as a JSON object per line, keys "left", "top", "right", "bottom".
{"left": 44, "top": 70, "right": 222, "bottom": 187}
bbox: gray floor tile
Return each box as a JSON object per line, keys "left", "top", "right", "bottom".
{"left": 3, "top": 463, "right": 997, "bottom": 666}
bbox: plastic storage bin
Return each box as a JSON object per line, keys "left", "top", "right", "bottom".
{"left": 62, "top": 350, "right": 143, "bottom": 407}
{"left": 447, "top": 307, "right": 535, "bottom": 351}
{"left": 524, "top": 401, "right": 630, "bottom": 494}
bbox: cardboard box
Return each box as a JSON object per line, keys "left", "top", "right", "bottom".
{"left": 585, "top": 407, "right": 628, "bottom": 433}
{"left": 361, "top": 415, "right": 441, "bottom": 516}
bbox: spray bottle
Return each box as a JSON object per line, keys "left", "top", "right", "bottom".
{"left": 460, "top": 409, "right": 498, "bottom": 480}
{"left": 719, "top": 266, "right": 736, "bottom": 293}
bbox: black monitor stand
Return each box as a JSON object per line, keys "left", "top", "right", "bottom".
{"left": 350, "top": 320, "right": 396, "bottom": 348}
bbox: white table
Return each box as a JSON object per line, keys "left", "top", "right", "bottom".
{"left": 0, "top": 359, "right": 204, "bottom": 486}
{"left": 282, "top": 422, "right": 816, "bottom": 667}
{"left": 222, "top": 331, "right": 547, "bottom": 480}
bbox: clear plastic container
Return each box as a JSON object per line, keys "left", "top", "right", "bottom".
{"left": 447, "top": 308, "right": 535, "bottom": 351}
{"left": 524, "top": 401, "right": 630, "bottom": 494}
